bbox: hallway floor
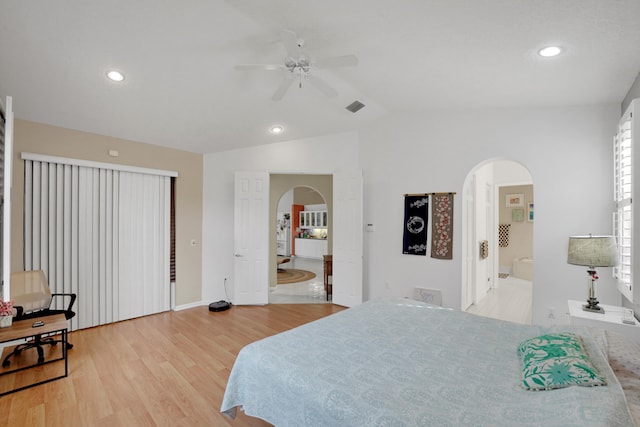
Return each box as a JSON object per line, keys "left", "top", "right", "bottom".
{"left": 465, "top": 276, "right": 532, "bottom": 324}
{"left": 269, "top": 257, "right": 331, "bottom": 304}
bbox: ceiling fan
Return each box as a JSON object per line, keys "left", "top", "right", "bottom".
{"left": 235, "top": 30, "right": 358, "bottom": 101}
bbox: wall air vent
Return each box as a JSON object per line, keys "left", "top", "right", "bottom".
{"left": 345, "top": 100, "right": 365, "bottom": 113}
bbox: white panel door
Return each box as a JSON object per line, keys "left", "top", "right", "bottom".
{"left": 462, "top": 176, "right": 476, "bottom": 310}
{"left": 332, "top": 169, "right": 363, "bottom": 307}
{"left": 234, "top": 171, "right": 269, "bottom": 305}
{"left": 485, "top": 183, "right": 495, "bottom": 292}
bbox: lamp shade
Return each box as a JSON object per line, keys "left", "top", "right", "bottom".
{"left": 567, "top": 235, "right": 619, "bottom": 268}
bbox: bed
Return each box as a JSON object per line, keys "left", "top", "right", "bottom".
{"left": 221, "top": 298, "right": 639, "bottom": 426}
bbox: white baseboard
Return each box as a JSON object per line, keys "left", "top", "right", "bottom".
{"left": 173, "top": 300, "right": 208, "bottom": 311}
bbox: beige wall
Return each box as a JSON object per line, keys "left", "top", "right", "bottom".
{"left": 294, "top": 187, "right": 325, "bottom": 205}
{"left": 11, "top": 119, "right": 203, "bottom": 306}
{"left": 498, "top": 184, "right": 534, "bottom": 270}
{"left": 269, "top": 174, "right": 333, "bottom": 286}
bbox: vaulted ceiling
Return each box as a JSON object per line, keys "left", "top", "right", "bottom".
{"left": 1, "top": 1, "right": 640, "bottom": 154}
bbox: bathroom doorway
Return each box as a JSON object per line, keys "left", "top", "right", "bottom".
{"left": 462, "top": 159, "right": 533, "bottom": 324}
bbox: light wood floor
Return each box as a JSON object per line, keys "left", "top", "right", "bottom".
{"left": 0, "top": 303, "right": 345, "bottom": 427}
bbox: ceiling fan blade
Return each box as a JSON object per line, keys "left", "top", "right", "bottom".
{"left": 306, "top": 74, "right": 338, "bottom": 98}
{"left": 272, "top": 76, "right": 295, "bottom": 101}
{"left": 280, "top": 29, "right": 300, "bottom": 58}
{"left": 235, "top": 64, "right": 285, "bottom": 71}
{"left": 314, "top": 54, "right": 359, "bottom": 69}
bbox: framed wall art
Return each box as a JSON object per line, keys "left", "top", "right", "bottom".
{"left": 505, "top": 193, "right": 524, "bottom": 208}
{"left": 512, "top": 208, "right": 524, "bottom": 222}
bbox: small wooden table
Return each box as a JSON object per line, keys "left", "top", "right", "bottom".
{"left": 0, "top": 313, "right": 68, "bottom": 396}
{"left": 323, "top": 255, "right": 332, "bottom": 301}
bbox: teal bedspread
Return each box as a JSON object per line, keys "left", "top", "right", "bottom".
{"left": 221, "top": 298, "right": 635, "bottom": 426}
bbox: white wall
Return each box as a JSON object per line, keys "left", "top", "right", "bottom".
{"left": 277, "top": 188, "right": 293, "bottom": 213}
{"left": 494, "top": 160, "right": 533, "bottom": 184}
{"left": 360, "top": 104, "right": 620, "bottom": 325}
{"left": 623, "top": 73, "right": 640, "bottom": 113}
{"left": 202, "top": 132, "right": 358, "bottom": 303}
{"left": 203, "top": 104, "right": 620, "bottom": 325}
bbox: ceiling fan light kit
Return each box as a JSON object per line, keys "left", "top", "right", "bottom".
{"left": 235, "top": 29, "right": 358, "bottom": 101}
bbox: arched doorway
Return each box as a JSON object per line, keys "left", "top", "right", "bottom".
{"left": 270, "top": 183, "right": 332, "bottom": 303}
{"left": 461, "top": 159, "right": 534, "bottom": 324}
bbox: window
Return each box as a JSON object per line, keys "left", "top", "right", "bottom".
{"left": 614, "top": 101, "right": 635, "bottom": 301}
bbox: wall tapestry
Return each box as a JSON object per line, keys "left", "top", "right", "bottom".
{"left": 431, "top": 193, "right": 454, "bottom": 259}
{"left": 480, "top": 240, "right": 489, "bottom": 259}
{"left": 403, "top": 195, "right": 429, "bottom": 255}
{"left": 499, "top": 224, "right": 511, "bottom": 247}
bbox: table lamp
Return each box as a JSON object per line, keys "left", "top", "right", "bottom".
{"left": 567, "top": 235, "right": 619, "bottom": 314}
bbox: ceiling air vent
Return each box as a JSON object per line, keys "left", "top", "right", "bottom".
{"left": 345, "top": 100, "right": 365, "bottom": 113}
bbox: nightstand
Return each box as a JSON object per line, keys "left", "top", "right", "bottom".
{"left": 568, "top": 299, "right": 640, "bottom": 344}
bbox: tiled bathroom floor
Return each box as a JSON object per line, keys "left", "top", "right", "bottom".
{"left": 269, "top": 257, "right": 331, "bottom": 304}
{"left": 465, "top": 276, "right": 532, "bottom": 324}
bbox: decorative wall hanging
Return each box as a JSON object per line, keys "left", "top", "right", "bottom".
{"left": 505, "top": 193, "right": 524, "bottom": 208}
{"left": 431, "top": 193, "right": 454, "bottom": 259}
{"left": 403, "top": 194, "right": 429, "bottom": 255}
{"left": 499, "top": 224, "right": 511, "bottom": 247}
{"left": 480, "top": 240, "right": 489, "bottom": 259}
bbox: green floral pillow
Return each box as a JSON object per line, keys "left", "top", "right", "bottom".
{"left": 518, "top": 333, "right": 606, "bottom": 390}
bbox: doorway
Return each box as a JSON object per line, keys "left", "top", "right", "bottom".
{"left": 271, "top": 185, "right": 331, "bottom": 303}
{"left": 461, "top": 159, "right": 534, "bottom": 324}
{"left": 233, "top": 170, "right": 363, "bottom": 307}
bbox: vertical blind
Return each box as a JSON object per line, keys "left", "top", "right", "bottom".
{"left": 23, "top": 154, "right": 176, "bottom": 330}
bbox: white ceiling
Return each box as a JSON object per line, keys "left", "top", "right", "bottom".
{"left": 1, "top": 1, "right": 640, "bottom": 154}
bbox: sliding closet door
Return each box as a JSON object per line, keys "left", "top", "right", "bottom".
{"left": 118, "top": 172, "right": 171, "bottom": 320}
{"left": 24, "top": 155, "right": 173, "bottom": 329}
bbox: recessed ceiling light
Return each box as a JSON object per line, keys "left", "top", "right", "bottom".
{"left": 538, "top": 46, "right": 562, "bottom": 57}
{"left": 270, "top": 125, "right": 284, "bottom": 134}
{"left": 106, "top": 70, "right": 125, "bottom": 82}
